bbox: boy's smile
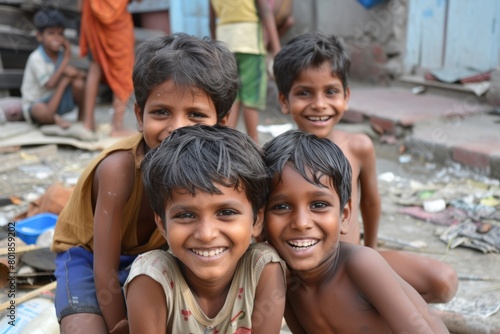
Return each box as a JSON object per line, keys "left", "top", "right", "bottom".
{"left": 265, "top": 164, "right": 350, "bottom": 273}
{"left": 156, "top": 183, "right": 262, "bottom": 284}
{"left": 136, "top": 79, "right": 226, "bottom": 150}
{"left": 279, "top": 61, "right": 350, "bottom": 139}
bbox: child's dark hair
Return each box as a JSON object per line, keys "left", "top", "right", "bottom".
{"left": 263, "top": 129, "right": 352, "bottom": 209}
{"left": 133, "top": 33, "right": 239, "bottom": 122}
{"left": 273, "top": 32, "right": 351, "bottom": 98}
{"left": 33, "top": 9, "right": 67, "bottom": 32}
{"left": 142, "top": 125, "right": 268, "bottom": 223}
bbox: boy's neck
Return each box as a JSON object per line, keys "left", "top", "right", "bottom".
{"left": 179, "top": 261, "right": 234, "bottom": 318}
{"left": 290, "top": 244, "right": 342, "bottom": 287}
{"left": 42, "top": 45, "right": 59, "bottom": 62}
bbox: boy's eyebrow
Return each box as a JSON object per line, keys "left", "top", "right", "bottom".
{"left": 168, "top": 199, "right": 247, "bottom": 212}
{"left": 268, "top": 189, "right": 334, "bottom": 202}
{"left": 267, "top": 193, "right": 288, "bottom": 203}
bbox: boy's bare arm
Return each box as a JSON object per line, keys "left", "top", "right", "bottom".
{"left": 354, "top": 135, "right": 381, "bottom": 248}
{"left": 93, "top": 151, "right": 136, "bottom": 331}
{"left": 256, "top": 0, "right": 281, "bottom": 56}
{"left": 252, "top": 262, "right": 286, "bottom": 334}
{"left": 349, "top": 248, "right": 448, "bottom": 333}
{"left": 283, "top": 299, "right": 307, "bottom": 334}
{"left": 126, "top": 275, "right": 167, "bottom": 334}
{"left": 45, "top": 39, "right": 71, "bottom": 90}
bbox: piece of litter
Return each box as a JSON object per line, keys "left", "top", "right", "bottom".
{"left": 423, "top": 199, "right": 447, "bottom": 213}
{"left": 257, "top": 123, "right": 294, "bottom": 137}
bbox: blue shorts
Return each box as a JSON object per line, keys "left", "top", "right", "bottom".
{"left": 54, "top": 247, "right": 137, "bottom": 322}
{"left": 29, "top": 86, "right": 75, "bottom": 123}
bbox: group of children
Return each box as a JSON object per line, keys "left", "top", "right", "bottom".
{"left": 49, "top": 24, "right": 457, "bottom": 334}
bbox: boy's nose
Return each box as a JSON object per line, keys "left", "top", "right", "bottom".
{"left": 312, "top": 95, "right": 327, "bottom": 110}
{"left": 193, "top": 219, "right": 219, "bottom": 242}
{"left": 167, "top": 116, "right": 190, "bottom": 135}
{"left": 290, "top": 209, "right": 313, "bottom": 232}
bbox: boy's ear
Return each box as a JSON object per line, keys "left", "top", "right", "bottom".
{"left": 251, "top": 208, "right": 265, "bottom": 239}
{"left": 134, "top": 103, "right": 143, "bottom": 133}
{"left": 278, "top": 92, "right": 290, "bottom": 115}
{"left": 340, "top": 198, "right": 351, "bottom": 235}
{"left": 154, "top": 213, "right": 167, "bottom": 239}
{"left": 218, "top": 113, "right": 230, "bottom": 126}
{"left": 344, "top": 86, "right": 351, "bottom": 110}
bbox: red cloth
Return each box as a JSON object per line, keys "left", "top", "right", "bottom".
{"left": 79, "top": 0, "right": 134, "bottom": 102}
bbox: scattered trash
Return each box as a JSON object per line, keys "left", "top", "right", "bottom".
{"left": 411, "top": 85, "right": 426, "bottom": 94}
{"left": 16, "top": 213, "right": 58, "bottom": 245}
{"left": 440, "top": 222, "right": 500, "bottom": 253}
{"left": 399, "top": 154, "right": 412, "bottom": 164}
{"left": 423, "top": 199, "right": 447, "bottom": 213}
{"left": 257, "top": 123, "right": 295, "bottom": 137}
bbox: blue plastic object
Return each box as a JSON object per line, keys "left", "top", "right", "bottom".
{"left": 16, "top": 213, "right": 58, "bottom": 245}
{"left": 358, "top": 0, "right": 386, "bottom": 9}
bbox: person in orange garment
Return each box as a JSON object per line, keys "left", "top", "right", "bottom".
{"left": 79, "top": 0, "right": 135, "bottom": 138}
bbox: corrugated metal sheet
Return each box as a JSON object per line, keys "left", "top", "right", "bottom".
{"left": 405, "top": 0, "right": 500, "bottom": 72}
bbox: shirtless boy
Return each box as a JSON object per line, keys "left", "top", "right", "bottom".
{"left": 263, "top": 129, "right": 448, "bottom": 333}
{"left": 272, "top": 32, "right": 458, "bottom": 303}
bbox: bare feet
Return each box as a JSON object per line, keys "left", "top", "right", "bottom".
{"left": 54, "top": 114, "right": 71, "bottom": 129}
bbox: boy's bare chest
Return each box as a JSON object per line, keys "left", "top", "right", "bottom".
{"left": 288, "top": 278, "right": 390, "bottom": 333}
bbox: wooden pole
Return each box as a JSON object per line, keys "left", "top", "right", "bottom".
{"left": 0, "top": 280, "right": 57, "bottom": 310}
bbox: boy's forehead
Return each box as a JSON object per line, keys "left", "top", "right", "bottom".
{"left": 272, "top": 163, "right": 333, "bottom": 190}
{"left": 296, "top": 62, "right": 339, "bottom": 81}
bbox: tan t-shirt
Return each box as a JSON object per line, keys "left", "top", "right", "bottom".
{"left": 124, "top": 242, "right": 286, "bottom": 333}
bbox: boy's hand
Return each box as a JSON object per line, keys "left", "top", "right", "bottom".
{"left": 64, "top": 65, "right": 79, "bottom": 78}
{"left": 63, "top": 39, "right": 72, "bottom": 58}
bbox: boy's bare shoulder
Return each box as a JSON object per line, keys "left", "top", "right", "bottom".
{"left": 331, "top": 130, "right": 374, "bottom": 155}
{"left": 95, "top": 149, "right": 137, "bottom": 184}
{"left": 341, "top": 242, "right": 387, "bottom": 277}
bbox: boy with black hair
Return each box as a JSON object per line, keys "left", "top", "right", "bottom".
{"left": 51, "top": 33, "right": 240, "bottom": 334}
{"left": 263, "top": 129, "right": 448, "bottom": 333}
{"left": 272, "top": 32, "right": 458, "bottom": 304}
{"left": 21, "top": 8, "right": 85, "bottom": 129}
{"left": 125, "top": 124, "right": 286, "bottom": 333}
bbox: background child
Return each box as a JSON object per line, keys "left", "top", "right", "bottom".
{"left": 272, "top": 32, "right": 458, "bottom": 303}
{"left": 21, "top": 8, "right": 85, "bottom": 129}
{"left": 79, "top": 0, "right": 136, "bottom": 137}
{"left": 209, "top": 0, "right": 281, "bottom": 142}
{"left": 125, "top": 125, "right": 286, "bottom": 334}
{"left": 50, "top": 33, "right": 239, "bottom": 334}
{"left": 263, "top": 129, "right": 448, "bottom": 333}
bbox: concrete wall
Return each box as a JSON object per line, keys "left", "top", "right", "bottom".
{"left": 282, "top": 0, "right": 408, "bottom": 84}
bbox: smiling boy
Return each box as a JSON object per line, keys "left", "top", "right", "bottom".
{"left": 125, "top": 125, "right": 286, "bottom": 334}
{"left": 51, "top": 33, "right": 240, "bottom": 334}
{"left": 263, "top": 130, "right": 448, "bottom": 333}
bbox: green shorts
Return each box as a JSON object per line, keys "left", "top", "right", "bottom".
{"left": 234, "top": 53, "right": 267, "bottom": 111}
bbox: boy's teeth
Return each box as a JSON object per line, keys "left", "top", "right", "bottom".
{"left": 192, "top": 247, "right": 226, "bottom": 257}
{"left": 288, "top": 240, "right": 318, "bottom": 248}
{"left": 308, "top": 116, "right": 330, "bottom": 121}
